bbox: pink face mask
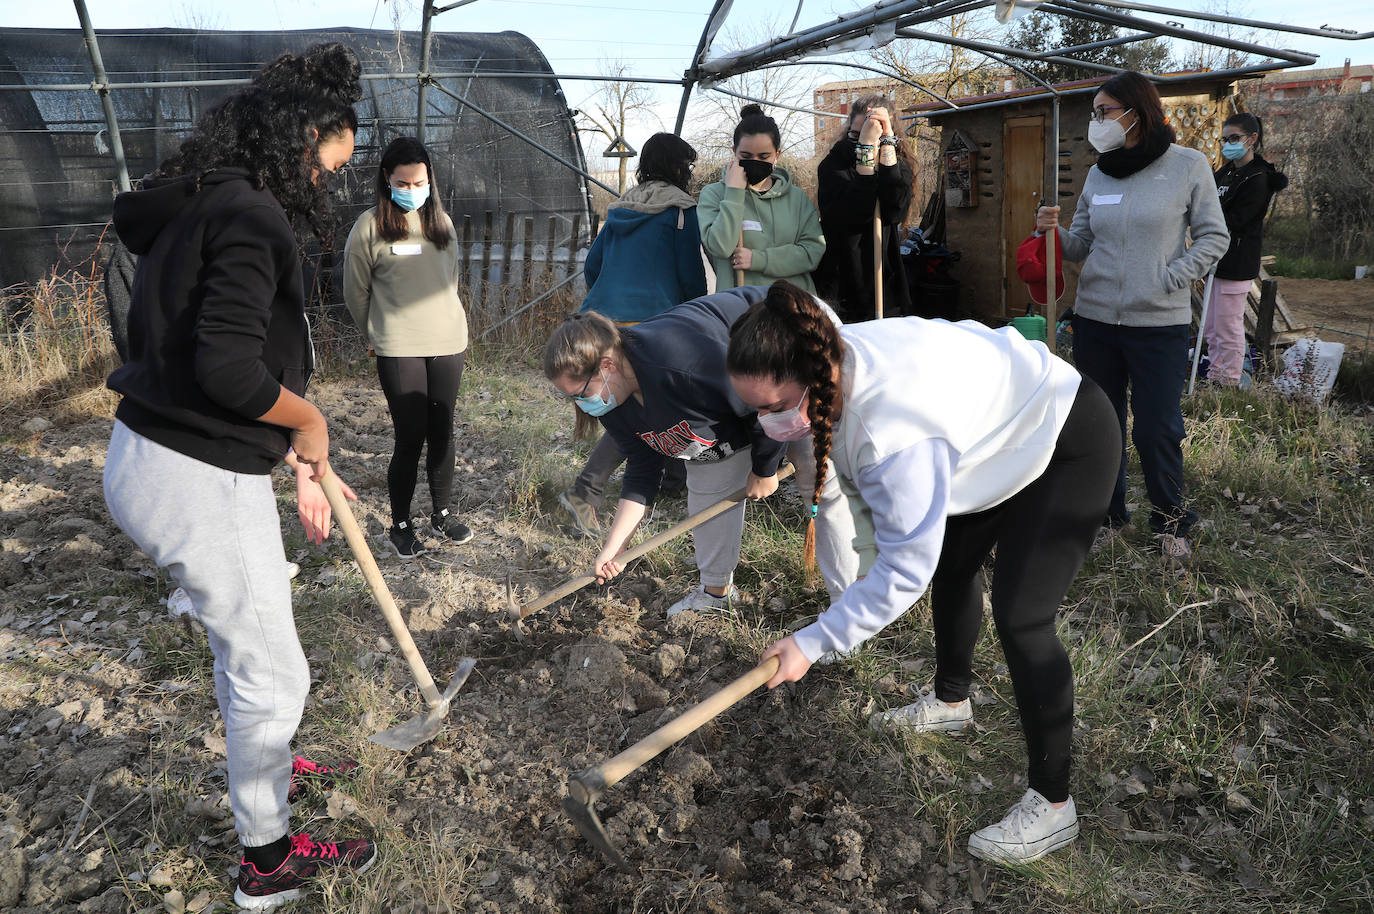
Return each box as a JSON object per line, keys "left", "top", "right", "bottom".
{"left": 757, "top": 388, "right": 812, "bottom": 442}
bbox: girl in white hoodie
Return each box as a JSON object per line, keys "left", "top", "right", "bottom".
{"left": 727, "top": 280, "right": 1119, "bottom": 866}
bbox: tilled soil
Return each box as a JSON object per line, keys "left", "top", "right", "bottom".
{"left": 0, "top": 377, "right": 987, "bottom": 913}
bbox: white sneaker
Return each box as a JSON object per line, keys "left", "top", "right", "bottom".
{"left": 968, "top": 789, "right": 1079, "bottom": 865}
{"left": 286, "top": 561, "right": 300, "bottom": 580}
{"left": 666, "top": 584, "right": 737, "bottom": 617}
{"left": 167, "top": 587, "right": 196, "bottom": 621}
{"left": 868, "top": 691, "right": 972, "bottom": 733}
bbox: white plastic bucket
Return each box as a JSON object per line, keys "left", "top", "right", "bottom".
{"left": 1356, "top": 265, "right": 1368, "bottom": 280}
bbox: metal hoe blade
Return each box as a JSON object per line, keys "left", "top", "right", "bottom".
{"left": 369, "top": 658, "right": 477, "bottom": 751}
{"left": 562, "top": 769, "right": 633, "bottom": 873}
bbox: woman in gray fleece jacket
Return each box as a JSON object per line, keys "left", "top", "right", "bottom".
{"left": 1037, "top": 71, "right": 1228, "bottom": 563}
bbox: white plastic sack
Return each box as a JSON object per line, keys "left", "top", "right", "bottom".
{"left": 1272, "top": 337, "right": 1345, "bottom": 403}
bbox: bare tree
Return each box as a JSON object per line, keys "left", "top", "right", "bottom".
{"left": 1168, "top": 0, "right": 1271, "bottom": 73}
{"left": 573, "top": 60, "right": 661, "bottom": 194}
{"left": 685, "top": 21, "right": 822, "bottom": 165}
{"left": 1009, "top": 4, "right": 1170, "bottom": 84}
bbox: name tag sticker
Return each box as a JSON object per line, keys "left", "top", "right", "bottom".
{"left": 391, "top": 243, "right": 422, "bottom": 256}
{"left": 1092, "top": 194, "right": 1123, "bottom": 206}
{"left": 741, "top": 220, "right": 763, "bottom": 232}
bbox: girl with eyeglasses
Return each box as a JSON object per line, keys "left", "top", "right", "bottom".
{"left": 542, "top": 286, "right": 857, "bottom": 619}
{"left": 1207, "top": 112, "right": 1287, "bottom": 387}
{"left": 556, "top": 132, "right": 707, "bottom": 537}
{"left": 1034, "top": 71, "right": 1229, "bottom": 565}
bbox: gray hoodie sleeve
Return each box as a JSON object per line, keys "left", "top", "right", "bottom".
{"left": 1058, "top": 184, "right": 1096, "bottom": 264}
{"left": 1163, "top": 152, "right": 1230, "bottom": 290}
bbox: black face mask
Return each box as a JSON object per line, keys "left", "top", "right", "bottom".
{"left": 739, "top": 158, "right": 775, "bottom": 186}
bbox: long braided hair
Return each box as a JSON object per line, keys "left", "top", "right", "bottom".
{"left": 727, "top": 280, "right": 843, "bottom": 566}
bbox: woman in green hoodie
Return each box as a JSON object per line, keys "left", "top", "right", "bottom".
{"left": 698, "top": 104, "right": 825, "bottom": 292}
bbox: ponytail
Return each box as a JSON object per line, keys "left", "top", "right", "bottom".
{"left": 727, "top": 281, "right": 843, "bottom": 568}
{"left": 733, "top": 103, "right": 782, "bottom": 152}
{"left": 1223, "top": 111, "right": 1264, "bottom": 152}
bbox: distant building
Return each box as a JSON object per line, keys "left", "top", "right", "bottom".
{"left": 1252, "top": 60, "right": 1373, "bottom": 100}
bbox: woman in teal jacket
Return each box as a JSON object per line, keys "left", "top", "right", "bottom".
{"left": 698, "top": 104, "right": 825, "bottom": 292}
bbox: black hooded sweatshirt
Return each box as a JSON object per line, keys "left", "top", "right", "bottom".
{"left": 107, "top": 168, "right": 313, "bottom": 474}
{"left": 1213, "top": 154, "right": 1288, "bottom": 281}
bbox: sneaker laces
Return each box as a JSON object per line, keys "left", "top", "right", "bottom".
{"left": 290, "top": 833, "right": 340, "bottom": 860}
{"left": 1000, "top": 794, "right": 1045, "bottom": 852}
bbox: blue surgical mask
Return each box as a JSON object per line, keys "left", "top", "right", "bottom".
{"left": 574, "top": 372, "right": 619, "bottom": 417}
{"left": 390, "top": 185, "right": 430, "bottom": 212}
{"left": 1221, "top": 141, "right": 1247, "bottom": 161}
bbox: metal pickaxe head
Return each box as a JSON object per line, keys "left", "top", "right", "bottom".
{"left": 369, "top": 657, "right": 477, "bottom": 751}
{"left": 562, "top": 768, "right": 633, "bottom": 873}
{"left": 504, "top": 572, "right": 527, "bottom": 640}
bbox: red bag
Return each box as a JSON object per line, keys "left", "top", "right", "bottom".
{"left": 1015, "top": 233, "right": 1064, "bottom": 306}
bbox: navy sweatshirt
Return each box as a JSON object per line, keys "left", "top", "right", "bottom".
{"left": 601, "top": 286, "right": 787, "bottom": 505}
{"left": 107, "top": 169, "right": 313, "bottom": 474}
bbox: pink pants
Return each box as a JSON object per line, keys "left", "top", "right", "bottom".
{"left": 1203, "top": 278, "right": 1251, "bottom": 385}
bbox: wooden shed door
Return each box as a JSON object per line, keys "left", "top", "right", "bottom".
{"left": 1003, "top": 116, "right": 1045, "bottom": 320}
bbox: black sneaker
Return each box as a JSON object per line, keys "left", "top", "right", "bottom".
{"left": 387, "top": 521, "right": 427, "bottom": 559}
{"left": 287, "top": 755, "right": 360, "bottom": 803}
{"left": 233, "top": 833, "right": 377, "bottom": 909}
{"left": 430, "top": 508, "right": 473, "bottom": 544}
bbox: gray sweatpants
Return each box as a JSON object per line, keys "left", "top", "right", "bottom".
{"left": 686, "top": 439, "right": 858, "bottom": 601}
{"left": 103, "top": 421, "right": 306, "bottom": 847}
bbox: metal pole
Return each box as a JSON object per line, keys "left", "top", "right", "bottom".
{"left": 709, "top": 85, "right": 845, "bottom": 120}
{"left": 1046, "top": 93, "right": 1060, "bottom": 354}
{"left": 73, "top": 0, "right": 130, "bottom": 193}
{"left": 424, "top": 81, "right": 621, "bottom": 197}
{"left": 675, "top": 0, "right": 733, "bottom": 136}
{"left": 758, "top": 60, "right": 961, "bottom": 110}
{"left": 1188, "top": 269, "right": 1216, "bottom": 394}
{"left": 416, "top": 0, "right": 436, "bottom": 144}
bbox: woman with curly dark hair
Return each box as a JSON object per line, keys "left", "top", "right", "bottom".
{"left": 344, "top": 136, "right": 473, "bottom": 558}
{"left": 102, "top": 43, "right": 377, "bottom": 908}
{"left": 728, "top": 280, "right": 1119, "bottom": 867}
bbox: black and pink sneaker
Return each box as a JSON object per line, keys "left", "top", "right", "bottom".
{"left": 233, "top": 833, "right": 377, "bottom": 909}
{"left": 287, "top": 755, "right": 360, "bottom": 803}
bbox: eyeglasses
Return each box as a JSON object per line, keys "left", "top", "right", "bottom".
{"left": 1220, "top": 134, "right": 1247, "bottom": 143}
{"left": 1090, "top": 105, "right": 1128, "bottom": 122}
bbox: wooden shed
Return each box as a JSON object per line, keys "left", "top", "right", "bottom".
{"left": 911, "top": 72, "right": 1257, "bottom": 326}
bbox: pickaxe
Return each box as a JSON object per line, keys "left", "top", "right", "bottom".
{"left": 510, "top": 463, "right": 796, "bottom": 625}
{"left": 562, "top": 655, "right": 780, "bottom": 872}
{"left": 320, "top": 470, "right": 477, "bottom": 751}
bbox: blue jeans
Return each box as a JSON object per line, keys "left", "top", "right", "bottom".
{"left": 1072, "top": 316, "right": 1198, "bottom": 537}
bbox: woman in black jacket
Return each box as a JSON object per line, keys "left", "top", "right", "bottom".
{"left": 814, "top": 95, "right": 914, "bottom": 322}
{"left": 102, "top": 44, "right": 377, "bottom": 909}
{"left": 1206, "top": 112, "right": 1287, "bottom": 386}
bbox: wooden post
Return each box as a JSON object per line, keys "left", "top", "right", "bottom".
{"left": 545, "top": 216, "right": 558, "bottom": 286}
{"left": 459, "top": 214, "right": 473, "bottom": 295}
{"left": 1256, "top": 278, "right": 1278, "bottom": 371}
{"left": 522, "top": 216, "right": 535, "bottom": 297}
{"left": 479, "top": 211, "right": 494, "bottom": 311}
{"left": 590, "top": 213, "right": 601, "bottom": 238}
{"left": 872, "top": 200, "right": 883, "bottom": 319}
{"left": 566, "top": 214, "right": 582, "bottom": 279}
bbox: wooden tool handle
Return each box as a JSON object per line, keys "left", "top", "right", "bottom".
{"left": 1044, "top": 218, "right": 1057, "bottom": 354}
{"left": 734, "top": 226, "right": 745, "bottom": 288}
{"left": 872, "top": 200, "right": 884, "bottom": 320}
{"left": 599, "top": 655, "right": 780, "bottom": 790}
{"left": 520, "top": 462, "right": 795, "bottom": 620}
{"left": 319, "top": 470, "right": 443, "bottom": 707}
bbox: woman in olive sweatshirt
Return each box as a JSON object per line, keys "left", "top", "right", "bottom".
{"left": 343, "top": 137, "right": 471, "bottom": 559}
{"left": 698, "top": 104, "right": 825, "bottom": 292}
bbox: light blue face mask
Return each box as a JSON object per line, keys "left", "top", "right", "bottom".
{"left": 1221, "top": 140, "right": 1248, "bottom": 161}
{"left": 390, "top": 185, "right": 430, "bottom": 212}
{"left": 574, "top": 372, "right": 619, "bottom": 417}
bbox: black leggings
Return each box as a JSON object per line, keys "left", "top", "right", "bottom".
{"left": 929, "top": 378, "right": 1119, "bottom": 802}
{"left": 376, "top": 353, "right": 466, "bottom": 524}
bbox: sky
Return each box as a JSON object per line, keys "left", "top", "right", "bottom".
{"left": 9, "top": 0, "right": 1374, "bottom": 172}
